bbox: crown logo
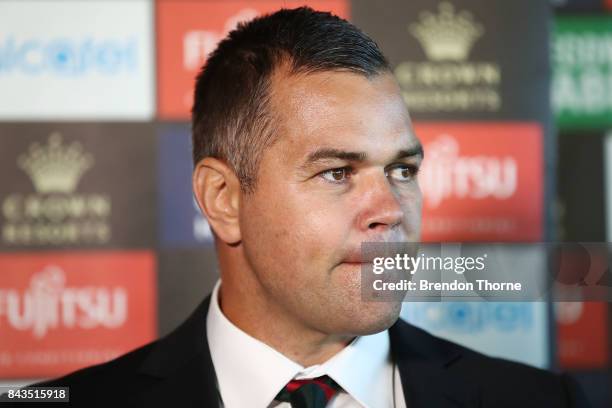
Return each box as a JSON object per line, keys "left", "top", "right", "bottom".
{"left": 18, "top": 132, "right": 94, "bottom": 194}
{"left": 409, "top": 2, "right": 484, "bottom": 61}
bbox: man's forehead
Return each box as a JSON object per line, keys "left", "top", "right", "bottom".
{"left": 270, "top": 69, "right": 405, "bottom": 116}
{"left": 269, "top": 69, "right": 416, "bottom": 152}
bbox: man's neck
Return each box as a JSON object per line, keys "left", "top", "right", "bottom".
{"left": 218, "top": 279, "right": 354, "bottom": 367}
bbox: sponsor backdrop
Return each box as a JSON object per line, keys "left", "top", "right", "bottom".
{"left": 0, "top": 1, "right": 154, "bottom": 120}
{"left": 416, "top": 123, "right": 543, "bottom": 242}
{"left": 552, "top": 7, "right": 612, "bottom": 406}
{"left": 0, "top": 123, "right": 157, "bottom": 251}
{"left": 553, "top": 0, "right": 612, "bottom": 372}
{"left": 557, "top": 132, "right": 611, "bottom": 374}
{"left": 0, "top": 252, "right": 156, "bottom": 378}
{"left": 553, "top": 16, "right": 612, "bottom": 131}
{"left": 0, "top": 0, "right": 608, "bottom": 401}
{"left": 352, "top": 0, "right": 551, "bottom": 123}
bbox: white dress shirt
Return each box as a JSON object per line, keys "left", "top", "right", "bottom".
{"left": 206, "top": 280, "right": 406, "bottom": 408}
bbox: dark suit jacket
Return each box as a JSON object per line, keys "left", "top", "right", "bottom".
{"left": 2, "top": 295, "right": 590, "bottom": 407}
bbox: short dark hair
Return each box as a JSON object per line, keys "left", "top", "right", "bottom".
{"left": 191, "top": 7, "right": 390, "bottom": 193}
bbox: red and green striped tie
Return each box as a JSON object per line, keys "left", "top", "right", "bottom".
{"left": 275, "top": 375, "right": 342, "bottom": 408}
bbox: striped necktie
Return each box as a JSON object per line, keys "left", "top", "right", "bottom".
{"left": 275, "top": 375, "right": 342, "bottom": 408}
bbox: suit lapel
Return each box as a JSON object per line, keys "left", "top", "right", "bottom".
{"left": 137, "top": 295, "right": 219, "bottom": 407}
{"left": 389, "top": 319, "right": 480, "bottom": 408}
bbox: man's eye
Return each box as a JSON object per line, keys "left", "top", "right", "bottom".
{"left": 320, "top": 167, "right": 352, "bottom": 183}
{"left": 386, "top": 165, "right": 418, "bottom": 182}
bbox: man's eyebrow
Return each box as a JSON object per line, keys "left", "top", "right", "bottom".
{"left": 301, "top": 143, "right": 424, "bottom": 168}
{"left": 395, "top": 144, "right": 424, "bottom": 160}
{"left": 305, "top": 148, "right": 367, "bottom": 164}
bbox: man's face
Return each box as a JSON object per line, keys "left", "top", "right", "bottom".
{"left": 239, "top": 70, "right": 422, "bottom": 335}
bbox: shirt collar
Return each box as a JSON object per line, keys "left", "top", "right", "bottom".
{"left": 322, "top": 327, "right": 394, "bottom": 408}
{"left": 206, "top": 279, "right": 393, "bottom": 408}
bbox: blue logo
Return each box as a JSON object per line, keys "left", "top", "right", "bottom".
{"left": 157, "top": 125, "right": 213, "bottom": 248}
{"left": 0, "top": 36, "right": 137, "bottom": 76}
{"left": 407, "top": 302, "right": 534, "bottom": 333}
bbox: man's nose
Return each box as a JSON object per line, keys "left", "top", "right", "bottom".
{"left": 358, "top": 174, "right": 404, "bottom": 233}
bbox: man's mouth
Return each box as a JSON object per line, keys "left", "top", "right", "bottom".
{"left": 340, "top": 256, "right": 375, "bottom": 265}
{"left": 340, "top": 247, "right": 382, "bottom": 265}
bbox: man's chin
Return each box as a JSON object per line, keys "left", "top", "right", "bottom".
{"left": 357, "top": 307, "right": 402, "bottom": 335}
{"left": 328, "top": 301, "right": 403, "bottom": 336}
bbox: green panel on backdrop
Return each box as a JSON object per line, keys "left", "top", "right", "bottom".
{"left": 553, "top": 16, "right": 612, "bottom": 131}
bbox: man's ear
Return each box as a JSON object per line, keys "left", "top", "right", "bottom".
{"left": 192, "top": 157, "right": 242, "bottom": 245}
